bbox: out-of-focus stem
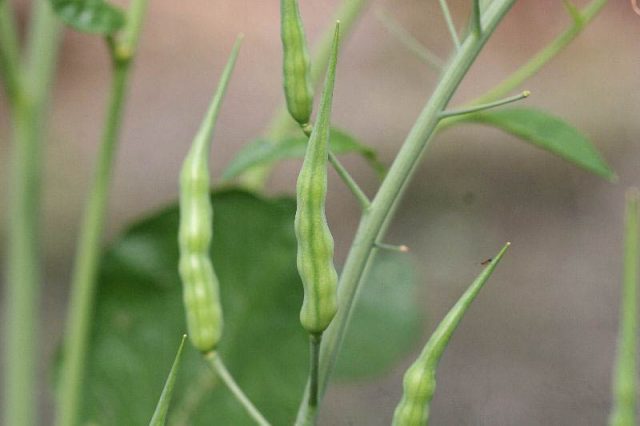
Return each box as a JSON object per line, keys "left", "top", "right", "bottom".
{"left": 3, "top": 2, "right": 61, "bottom": 425}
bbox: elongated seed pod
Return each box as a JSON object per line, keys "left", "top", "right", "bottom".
{"left": 281, "top": 0, "right": 314, "bottom": 126}
{"left": 294, "top": 23, "right": 340, "bottom": 335}
{"left": 392, "top": 243, "right": 511, "bottom": 426}
{"left": 178, "top": 37, "right": 242, "bottom": 353}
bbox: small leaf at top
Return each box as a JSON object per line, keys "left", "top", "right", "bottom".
{"left": 50, "top": 0, "right": 126, "bottom": 34}
{"left": 222, "top": 128, "right": 386, "bottom": 181}
{"left": 462, "top": 107, "right": 615, "bottom": 181}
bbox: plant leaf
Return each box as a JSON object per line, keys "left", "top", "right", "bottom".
{"left": 68, "top": 189, "right": 419, "bottom": 425}
{"left": 149, "top": 335, "right": 187, "bottom": 426}
{"left": 462, "top": 107, "right": 615, "bottom": 181}
{"left": 222, "top": 128, "right": 386, "bottom": 181}
{"left": 50, "top": 0, "right": 125, "bottom": 34}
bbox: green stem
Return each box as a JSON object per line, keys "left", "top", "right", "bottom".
{"left": 374, "top": 8, "right": 445, "bottom": 71}
{"left": 0, "top": 0, "right": 21, "bottom": 105}
{"left": 3, "top": 2, "right": 61, "bottom": 426}
{"left": 204, "top": 353, "right": 271, "bottom": 426}
{"left": 55, "top": 56, "right": 131, "bottom": 426}
{"left": 294, "top": 0, "right": 517, "bottom": 422}
{"left": 471, "top": 0, "right": 607, "bottom": 106}
{"left": 439, "top": 90, "right": 529, "bottom": 118}
{"left": 309, "top": 334, "right": 322, "bottom": 408}
{"left": 328, "top": 151, "right": 371, "bottom": 209}
{"left": 609, "top": 190, "right": 638, "bottom": 426}
{"left": 438, "top": 0, "right": 460, "bottom": 50}
{"left": 55, "top": 4, "right": 149, "bottom": 424}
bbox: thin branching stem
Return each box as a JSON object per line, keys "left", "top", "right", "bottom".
{"left": 328, "top": 151, "right": 371, "bottom": 210}
{"left": 375, "top": 8, "right": 445, "bottom": 71}
{"left": 438, "top": 0, "right": 461, "bottom": 50}
{"left": 205, "top": 353, "right": 271, "bottom": 426}
{"left": 439, "top": 90, "right": 529, "bottom": 118}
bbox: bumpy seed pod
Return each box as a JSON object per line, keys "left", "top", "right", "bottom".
{"left": 294, "top": 23, "right": 340, "bottom": 335}
{"left": 281, "top": 0, "right": 314, "bottom": 126}
{"left": 392, "top": 243, "right": 510, "bottom": 426}
{"left": 178, "top": 37, "right": 242, "bottom": 353}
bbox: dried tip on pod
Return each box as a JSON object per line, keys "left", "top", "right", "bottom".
{"left": 178, "top": 39, "right": 242, "bottom": 353}
{"left": 295, "top": 23, "right": 341, "bottom": 335}
{"left": 392, "top": 242, "right": 510, "bottom": 426}
{"left": 281, "top": 0, "right": 314, "bottom": 126}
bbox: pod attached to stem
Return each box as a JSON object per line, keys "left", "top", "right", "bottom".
{"left": 178, "top": 37, "right": 242, "bottom": 353}
{"left": 281, "top": 0, "right": 314, "bottom": 128}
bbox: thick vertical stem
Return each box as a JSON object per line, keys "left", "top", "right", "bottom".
{"left": 3, "top": 2, "right": 61, "bottom": 425}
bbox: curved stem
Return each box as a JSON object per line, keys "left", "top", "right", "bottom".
{"left": 294, "top": 0, "right": 518, "bottom": 422}
{"left": 204, "top": 353, "right": 271, "bottom": 426}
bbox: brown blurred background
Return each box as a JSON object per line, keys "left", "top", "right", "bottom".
{"left": 2, "top": 0, "right": 640, "bottom": 424}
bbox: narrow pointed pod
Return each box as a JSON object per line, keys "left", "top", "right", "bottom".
{"left": 149, "top": 335, "right": 187, "bottom": 426}
{"left": 392, "top": 243, "right": 510, "bottom": 426}
{"left": 295, "top": 22, "right": 340, "bottom": 336}
{"left": 179, "top": 36, "right": 242, "bottom": 353}
{"left": 281, "top": 0, "right": 314, "bottom": 126}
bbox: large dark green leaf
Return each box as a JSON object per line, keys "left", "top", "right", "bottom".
{"left": 222, "top": 128, "right": 386, "bottom": 180}
{"left": 50, "top": 0, "right": 125, "bottom": 34}
{"left": 75, "top": 189, "right": 419, "bottom": 425}
{"left": 462, "top": 107, "right": 615, "bottom": 181}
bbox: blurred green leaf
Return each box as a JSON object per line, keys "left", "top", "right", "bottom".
{"left": 335, "top": 251, "right": 422, "bottom": 379}
{"left": 222, "top": 128, "right": 386, "bottom": 180}
{"left": 50, "top": 0, "right": 125, "bottom": 34}
{"left": 463, "top": 107, "right": 615, "bottom": 181}
{"left": 72, "top": 189, "right": 419, "bottom": 425}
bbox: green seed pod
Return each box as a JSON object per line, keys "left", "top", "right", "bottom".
{"left": 281, "top": 0, "right": 314, "bottom": 126}
{"left": 178, "top": 37, "right": 242, "bottom": 353}
{"left": 294, "top": 23, "right": 340, "bottom": 335}
{"left": 392, "top": 243, "right": 510, "bottom": 426}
